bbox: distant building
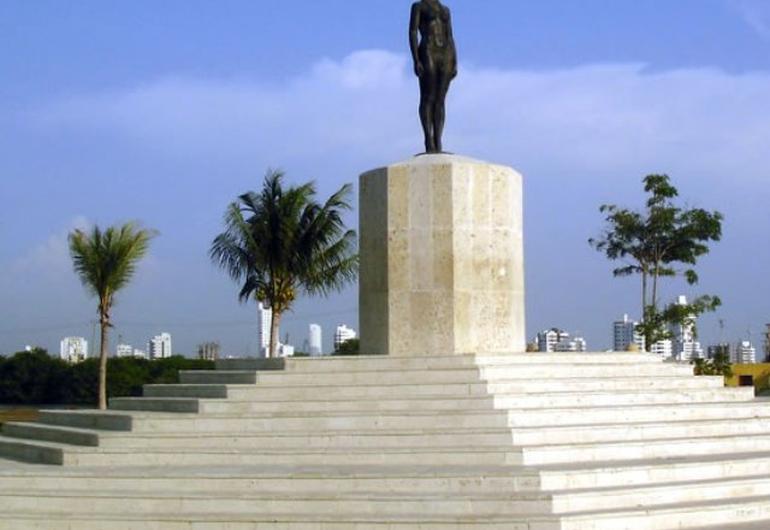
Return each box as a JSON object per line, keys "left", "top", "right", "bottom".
{"left": 554, "top": 336, "right": 587, "bottom": 352}
{"left": 734, "top": 341, "right": 757, "bottom": 364}
{"left": 614, "top": 314, "right": 645, "bottom": 352}
{"left": 308, "top": 324, "right": 323, "bottom": 356}
{"left": 257, "top": 303, "right": 273, "bottom": 357}
{"left": 197, "top": 342, "right": 220, "bottom": 361}
{"left": 148, "top": 333, "right": 172, "bottom": 360}
{"left": 669, "top": 295, "right": 704, "bottom": 361}
{"left": 536, "top": 329, "right": 571, "bottom": 353}
{"left": 60, "top": 337, "right": 88, "bottom": 363}
{"left": 334, "top": 325, "right": 357, "bottom": 351}
{"left": 650, "top": 339, "right": 673, "bottom": 359}
{"left": 116, "top": 343, "right": 134, "bottom": 358}
{"left": 707, "top": 343, "right": 731, "bottom": 360}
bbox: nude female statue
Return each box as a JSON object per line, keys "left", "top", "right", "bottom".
{"left": 409, "top": 0, "right": 457, "bottom": 154}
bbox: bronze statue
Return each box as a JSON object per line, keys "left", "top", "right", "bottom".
{"left": 409, "top": 0, "right": 457, "bottom": 154}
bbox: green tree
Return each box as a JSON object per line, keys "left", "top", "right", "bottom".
{"left": 211, "top": 170, "right": 358, "bottom": 358}
{"left": 590, "top": 174, "right": 723, "bottom": 350}
{"left": 68, "top": 223, "right": 156, "bottom": 409}
{"left": 334, "top": 338, "right": 360, "bottom": 356}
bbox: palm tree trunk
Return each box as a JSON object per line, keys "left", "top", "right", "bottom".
{"left": 269, "top": 310, "right": 281, "bottom": 358}
{"left": 98, "top": 316, "right": 109, "bottom": 410}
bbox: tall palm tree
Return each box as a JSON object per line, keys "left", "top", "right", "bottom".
{"left": 211, "top": 170, "right": 358, "bottom": 358}
{"left": 68, "top": 223, "right": 156, "bottom": 409}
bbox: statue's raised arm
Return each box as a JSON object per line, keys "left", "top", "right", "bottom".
{"left": 409, "top": 0, "right": 457, "bottom": 154}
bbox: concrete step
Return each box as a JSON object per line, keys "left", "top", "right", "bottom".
{"left": 512, "top": 417, "right": 770, "bottom": 446}
{"left": 552, "top": 475, "right": 770, "bottom": 514}
{"left": 120, "top": 388, "right": 754, "bottom": 415}
{"left": 97, "top": 428, "right": 517, "bottom": 450}
{"left": 0, "top": 464, "right": 542, "bottom": 494}
{"left": 522, "top": 433, "right": 770, "bottom": 465}
{"left": 179, "top": 370, "right": 257, "bottom": 384}
{"left": 2, "top": 422, "right": 100, "bottom": 447}
{"left": 41, "top": 409, "right": 512, "bottom": 433}
{"left": 0, "top": 513, "right": 556, "bottom": 530}
{"left": 559, "top": 494, "right": 770, "bottom": 530}
{"left": 539, "top": 451, "right": 770, "bottom": 490}
{"left": 56, "top": 446, "right": 524, "bottom": 467}
{"left": 0, "top": 436, "right": 64, "bottom": 465}
{"left": 0, "top": 487, "right": 552, "bottom": 517}
{"left": 144, "top": 376, "right": 725, "bottom": 402}
{"left": 506, "top": 401, "right": 770, "bottom": 427}
{"left": 216, "top": 353, "right": 663, "bottom": 372}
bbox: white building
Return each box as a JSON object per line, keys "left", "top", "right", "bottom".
{"left": 148, "top": 333, "right": 172, "bottom": 360}
{"left": 308, "top": 324, "right": 323, "bottom": 356}
{"left": 669, "top": 295, "right": 704, "bottom": 361}
{"left": 734, "top": 341, "right": 757, "bottom": 364}
{"left": 650, "top": 339, "right": 673, "bottom": 359}
{"left": 256, "top": 303, "right": 294, "bottom": 358}
{"left": 334, "top": 324, "right": 357, "bottom": 351}
{"left": 614, "top": 314, "right": 645, "bottom": 352}
{"left": 116, "top": 344, "right": 134, "bottom": 358}
{"left": 60, "top": 337, "right": 88, "bottom": 363}
{"left": 536, "top": 329, "right": 571, "bottom": 353}
{"left": 554, "top": 336, "right": 587, "bottom": 352}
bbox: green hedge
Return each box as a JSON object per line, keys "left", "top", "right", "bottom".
{"left": 0, "top": 349, "right": 214, "bottom": 406}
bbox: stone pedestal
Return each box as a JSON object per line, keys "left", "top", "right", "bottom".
{"left": 359, "top": 154, "right": 525, "bottom": 356}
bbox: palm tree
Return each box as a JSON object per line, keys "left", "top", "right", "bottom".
{"left": 210, "top": 170, "right": 358, "bottom": 358}
{"left": 68, "top": 223, "right": 156, "bottom": 409}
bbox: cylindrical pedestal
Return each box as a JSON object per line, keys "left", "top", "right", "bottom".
{"left": 359, "top": 154, "right": 525, "bottom": 356}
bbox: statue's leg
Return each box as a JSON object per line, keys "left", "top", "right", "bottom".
{"left": 419, "top": 74, "right": 437, "bottom": 153}
{"left": 433, "top": 68, "right": 452, "bottom": 153}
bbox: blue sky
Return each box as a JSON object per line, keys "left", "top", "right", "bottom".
{"left": 1, "top": 0, "right": 769, "bottom": 355}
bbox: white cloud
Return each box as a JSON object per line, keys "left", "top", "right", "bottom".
{"left": 12, "top": 216, "right": 91, "bottom": 277}
{"left": 27, "top": 50, "right": 770, "bottom": 186}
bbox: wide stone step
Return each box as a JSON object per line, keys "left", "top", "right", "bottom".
{"left": 539, "top": 451, "right": 770, "bottom": 490}
{"left": 216, "top": 353, "right": 663, "bottom": 372}
{"left": 97, "top": 428, "right": 516, "bottom": 450}
{"left": 521, "top": 433, "right": 770, "bottom": 465}
{"left": 506, "top": 401, "right": 770, "bottom": 427}
{"left": 0, "top": 488, "right": 552, "bottom": 516}
{"left": 553, "top": 475, "right": 770, "bottom": 514}
{"left": 2, "top": 422, "right": 100, "bottom": 447}
{"left": 179, "top": 371, "right": 257, "bottom": 384}
{"left": 487, "top": 376, "right": 723, "bottom": 394}
{"left": 109, "top": 397, "right": 201, "bottom": 413}
{"left": 142, "top": 384, "right": 229, "bottom": 398}
{"left": 0, "top": 465, "right": 542, "bottom": 494}
{"left": 0, "top": 513, "right": 556, "bottom": 530}
{"left": 38, "top": 410, "right": 132, "bottom": 431}
{"left": 559, "top": 494, "right": 770, "bottom": 530}
{"left": 57, "top": 446, "right": 523, "bottom": 467}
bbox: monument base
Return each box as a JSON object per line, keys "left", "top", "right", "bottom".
{"left": 359, "top": 154, "right": 525, "bottom": 356}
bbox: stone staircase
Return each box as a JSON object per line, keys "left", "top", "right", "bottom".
{"left": 0, "top": 352, "right": 769, "bottom": 529}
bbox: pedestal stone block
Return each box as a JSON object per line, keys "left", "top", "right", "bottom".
{"left": 359, "top": 154, "right": 525, "bottom": 356}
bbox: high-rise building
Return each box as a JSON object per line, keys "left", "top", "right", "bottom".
{"left": 148, "top": 333, "right": 172, "bottom": 359}
{"left": 197, "top": 342, "right": 220, "bottom": 361}
{"left": 734, "top": 341, "right": 757, "bottom": 364}
{"left": 669, "top": 295, "right": 704, "bottom": 361}
{"left": 613, "top": 314, "right": 645, "bottom": 352}
{"left": 308, "top": 324, "right": 323, "bottom": 356}
{"left": 536, "top": 329, "right": 570, "bottom": 352}
{"left": 707, "top": 343, "right": 731, "bottom": 360}
{"left": 334, "top": 324, "right": 357, "bottom": 351}
{"left": 60, "top": 337, "right": 88, "bottom": 363}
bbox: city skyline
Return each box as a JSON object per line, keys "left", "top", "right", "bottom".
{"left": 1, "top": 1, "right": 769, "bottom": 355}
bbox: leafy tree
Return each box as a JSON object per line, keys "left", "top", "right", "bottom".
{"left": 211, "top": 170, "right": 358, "bottom": 358}
{"left": 334, "top": 338, "right": 360, "bottom": 356}
{"left": 68, "top": 223, "right": 156, "bottom": 409}
{"left": 693, "top": 346, "right": 733, "bottom": 378}
{"left": 590, "top": 174, "right": 723, "bottom": 350}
